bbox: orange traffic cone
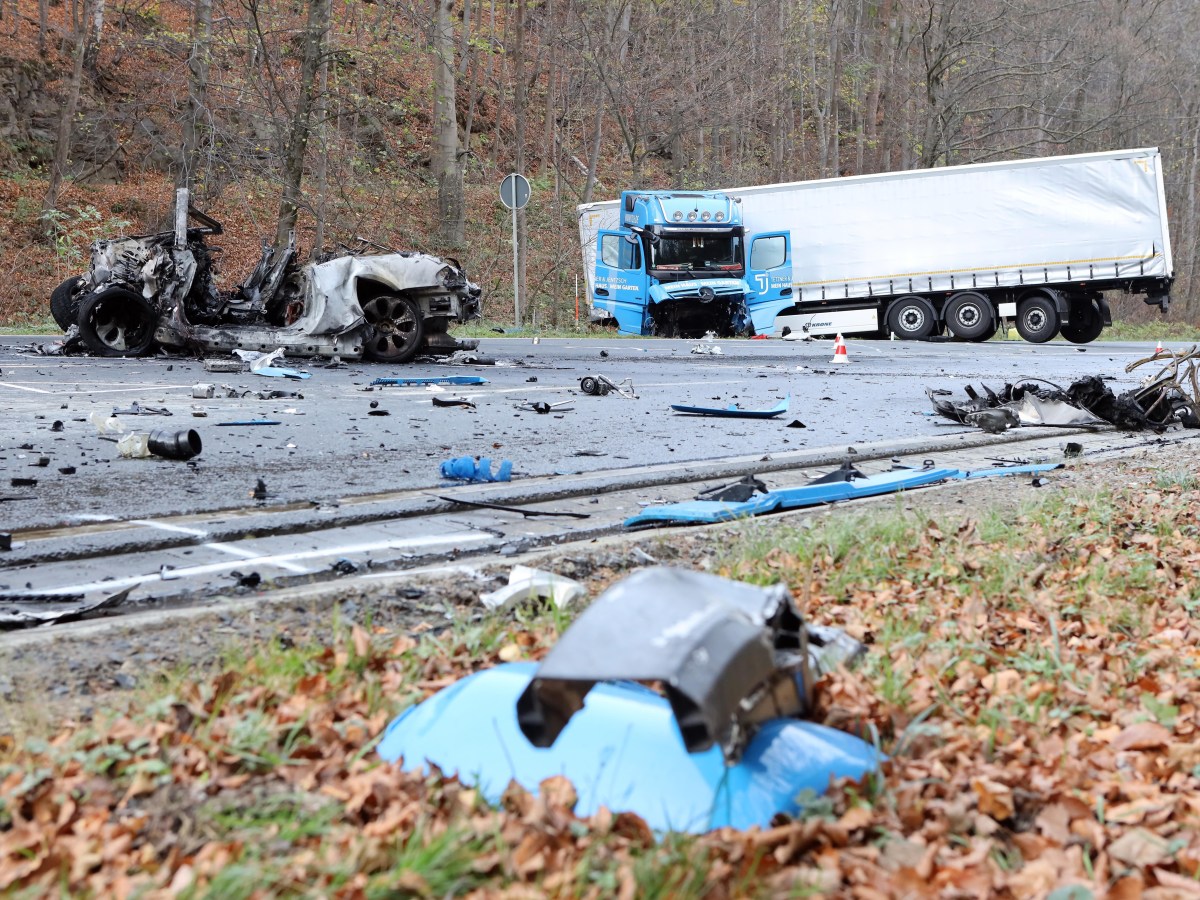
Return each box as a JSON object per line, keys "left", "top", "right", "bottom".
{"left": 1156, "top": 339, "right": 1164, "bottom": 354}
{"left": 831, "top": 333, "right": 849, "bottom": 364}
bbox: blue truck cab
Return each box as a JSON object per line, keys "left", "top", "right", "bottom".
{"left": 592, "top": 191, "right": 792, "bottom": 338}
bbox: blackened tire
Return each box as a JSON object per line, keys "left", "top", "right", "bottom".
{"left": 362, "top": 293, "right": 425, "bottom": 363}
{"left": 944, "top": 291, "right": 995, "bottom": 341}
{"left": 1060, "top": 300, "right": 1104, "bottom": 344}
{"left": 77, "top": 289, "right": 158, "bottom": 357}
{"left": 886, "top": 295, "right": 936, "bottom": 340}
{"left": 50, "top": 276, "right": 86, "bottom": 330}
{"left": 1015, "top": 296, "right": 1060, "bottom": 344}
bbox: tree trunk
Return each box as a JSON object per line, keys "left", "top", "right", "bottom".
{"left": 178, "top": 0, "right": 213, "bottom": 195}
{"left": 274, "top": 0, "right": 331, "bottom": 248}
{"left": 83, "top": 0, "right": 104, "bottom": 73}
{"left": 433, "top": 0, "right": 464, "bottom": 246}
{"left": 41, "top": 0, "right": 91, "bottom": 236}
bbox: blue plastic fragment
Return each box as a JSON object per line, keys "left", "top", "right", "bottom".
{"left": 670, "top": 395, "right": 790, "bottom": 418}
{"left": 377, "top": 662, "right": 882, "bottom": 834}
{"left": 625, "top": 467, "right": 958, "bottom": 527}
{"left": 440, "top": 456, "right": 513, "bottom": 483}
{"left": 372, "top": 376, "right": 489, "bottom": 386}
{"left": 255, "top": 367, "right": 311, "bottom": 379}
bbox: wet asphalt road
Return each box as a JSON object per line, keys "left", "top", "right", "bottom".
{"left": 0, "top": 333, "right": 1168, "bottom": 532}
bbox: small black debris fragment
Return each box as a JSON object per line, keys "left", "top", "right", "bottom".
{"left": 10, "top": 478, "right": 36, "bottom": 487}
{"left": 252, "top": 478, "right": 268, "bottom": 500}
{"left": 234, "top": 571, "right": 262, "bottom": 588}
{"left": 51, "top": 421, "right": 64, "bottom": 432}
{"left": 331, "top": 558, "right": 360, "bottom": 575}
{"left": 398, "top": 587, "right": 425, "bottom": 599}
{"left": 58, "top": 466, "right": 76, "bottom": 475}
{"left": 600, "top": 350, "right": 609, "bottom": 358}
{"left": 370, "top": 400, "right": 379, "bottom": 409}
{"left": 35, "top": 457, "right": 50, "bottom": 467}
{"left": 1031, "top": 477, "right": 1049, "bottom": 487}
{"left": 368, "top": 409, "right": 391, "bottom": 416}
{"left": 786, "top": 419, "right": 807, "bottom": 429}
{"left": 0, "top": 534, "right": 11, "bottom": 552}
{"left": 1064, "top": 442, "right": 1083, "bottom": 458}
{"left": 527, "top": 376, "right": 538, "bottom": 383}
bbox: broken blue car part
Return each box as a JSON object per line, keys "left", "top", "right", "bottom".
{"left": 626, "top": 466, "right": 957, "bottom": 527}
{"left": 671, "top": 395, "right": 790, "bottom": 418}
{"left": 372, "top": 376, "right": 488, "bottom": 386}
{"left": 378, "top": 568, "right": 880, "bottom": 833}
{"left": 378, "top": 663, "right": 880, "bottom": 834}
{"left": 440, "top": 456, "right": 512, "bottom": 483}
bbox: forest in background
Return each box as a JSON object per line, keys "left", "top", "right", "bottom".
{"left": 2, "top": 0, "right": 1199, "bottom": 328}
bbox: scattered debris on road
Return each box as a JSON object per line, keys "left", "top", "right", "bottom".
{"left": 579, "top": 374, "right": 637, "bottom": 398}
{"left": 371, "top": 375, "right": 488, "bottom": 387}
{"left": 432, "top": 396, "right": 476, "bottom": 409}
{"left": 0, "top": 586, "right": 133, "bottom": 629}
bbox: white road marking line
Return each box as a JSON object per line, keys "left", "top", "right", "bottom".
{"left": 0, "top": 382, "right": 53, "bottom": 394}
{"left": 130, "top": 519, "right": 209, "bottom": 537}
{"left": 37, "top": 531, "right": 491, "bottom": 594}
{"left": 206, "top": 541, "right": 309, "bottom": 573}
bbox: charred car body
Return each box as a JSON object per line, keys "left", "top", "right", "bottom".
{"left": 50, "top": 202, "right": 481, "bottom": 363}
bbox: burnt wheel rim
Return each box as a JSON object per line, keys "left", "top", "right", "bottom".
{"left": 363, "top": 296, "right": 419, "bottom": 359}
{"left": 89, "top": 298, "right": 152, "bottom": 352}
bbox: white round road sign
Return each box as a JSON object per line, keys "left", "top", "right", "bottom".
{"left": 499, "top": 173, "right": 531, "bottom": 210}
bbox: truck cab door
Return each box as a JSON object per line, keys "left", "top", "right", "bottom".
{"left": 594, "top": 231, "right": 647, "bottom": 334}
{"left": 745, "top": 232, "right": 793, "bottom": 335}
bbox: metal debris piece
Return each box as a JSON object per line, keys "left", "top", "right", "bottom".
{"left": 696, "top": 475, "right": 768, "bottom": 503}
{"left": 435, "top": 494, "right": 590, "bottom": 519}
{"left": 671, "top": 395, "right": 790, "bottom": 419}
{"left": 479, "top": 565, "right": 587, "bottom": 611}
{"left": 432, "top": 396, "right": 477, "bottom": 409}
{"left": 112, "top": 401, "right": 172, "bottom": 416}
{"left": 579, "top": 374, "right": 637, "bottom": 398}
{"left": 204, "top": 357, "right": 245, "bottom": 373}
{"left": 0, "top": 586, "right": 134, "bottom": 630}
{"left": 518, "top": 400, "right": 573, "bottom": 414}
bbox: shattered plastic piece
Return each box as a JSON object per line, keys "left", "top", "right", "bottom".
{"left": 440, "top": 456, "right": 513, "bottom": 483}
{"left": 378, "top": 661, "right": 881, "bottom": 833}
{"left": 479, "top": 565, "right": 587, "bottom": 611}
{"left": 116, "top": 433, "right": 152, "bottom": 459}
{"left": 0, "top": 586, "right": 134, "bottom": 630}
{"left": 193, "top": 383, "right": 216, "bottom": 399}
{"left": 625, "top": 467, "right": 957, "bottom": 527}
{"left": 432, "top": 396, "right": 476, "bottom": 409}
{"left": 691, "top": 332, "right": 723, "bottom": 355}
{"left": 1015, "top": 394, "right": 1105, "bottom": 427}
{"left": 89, "top": 411, "right": 127, "bottom": 436}
{"left": 671, "top": 396, "right": 790, "bottom": 419}
{"left": 372, "top": 375, "right": 488, "bottom": 386}
{"left": 112, "top": 401, "right": 172, "bottom": 416}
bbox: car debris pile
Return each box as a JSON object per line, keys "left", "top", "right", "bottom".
{"left": 48, "top": 190, "right": 482, "bottom": 364}
{"left": 377, "top": 567, "right": 880, "bottom": 833}
{"left": 928, "top": 347, "right": 1200, "bottom": 434}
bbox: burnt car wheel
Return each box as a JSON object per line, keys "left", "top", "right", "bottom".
{"left": 362, "top": 294, "right": 425, "bottom": 363}
{"left": 50, "top": 276, "right": 86, "bottom": 330}
{"left": 77, "top": 289, "right": 158, "bottom": 357}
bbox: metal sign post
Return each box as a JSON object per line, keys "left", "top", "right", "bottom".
{"left": 499, "top": 173, "right": 531, "bottom": 327}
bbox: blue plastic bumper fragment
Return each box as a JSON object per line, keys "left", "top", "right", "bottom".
{"left": 378, "top": 662, "right": 882, "bottom": 834}
{"left": 440, "top": 456, "right": 512, "bottom": 482}
{"left": 625, "top": 467, "right": 959, "bottom": 527}
{"left": 371, "top": 376, "right": 488, "bottom": 386}
{"left": 670, "top": 396, "right": 790, "bottom": 419}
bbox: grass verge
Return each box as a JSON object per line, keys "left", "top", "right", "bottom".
{"left": 3, "top": 476, "right": 1200, "bottom": 895}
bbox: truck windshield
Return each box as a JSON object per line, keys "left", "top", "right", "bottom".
{"left": 651, "top": 234, "right": 743, "bottom": 271}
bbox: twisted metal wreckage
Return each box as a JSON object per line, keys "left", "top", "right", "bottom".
{"left": 927, "top": 347, "right": 1200, "bottom": 434}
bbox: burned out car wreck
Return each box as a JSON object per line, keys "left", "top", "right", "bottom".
{"left": 50, "top": 205, "right": 482, "bottom": 363}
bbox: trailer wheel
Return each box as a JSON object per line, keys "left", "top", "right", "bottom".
{"left": 1015, "top": 296, "right": 1059, "bottom": 343}
{"left": 886, "top": 296, "right": 936, "bottom": 339}
{"left": 944, "top": 292, "right": 994, "bottom": 341}
{"left": 1060, "top": 300, "right": 1104, "bottom": 344}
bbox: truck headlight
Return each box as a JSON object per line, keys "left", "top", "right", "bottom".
{"left": 687, "top": 211, "right": 698, "bottom": 222}
{"left": 701, "top": 211, "right": 711, "bottom": 222}
{"left": 672, "top": 211, "right": 684, "bottom": 222}
{"left": 715, "top": 212, "right": 725, "bottom": 222}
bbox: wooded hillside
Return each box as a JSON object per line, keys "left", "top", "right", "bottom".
{"left": 2, "top": 0, "right": 1199, "bottom": 327}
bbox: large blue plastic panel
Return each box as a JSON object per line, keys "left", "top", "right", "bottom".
{"left": 378, "top": 663, "right": 882, "bottom": 834}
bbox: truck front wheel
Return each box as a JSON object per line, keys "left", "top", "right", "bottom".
{"left": 886, "top": 296, "right": 936, "bottom": 339}
{"left": 1015, "top": 296, "right": 1060, "bottom": 343}
{"left": 944, "top": 291, "right": 995, "bottom": 341}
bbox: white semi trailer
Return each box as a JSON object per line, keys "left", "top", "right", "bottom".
{"left": 577, "top": 148, "right": 1173, "bottom": 343}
